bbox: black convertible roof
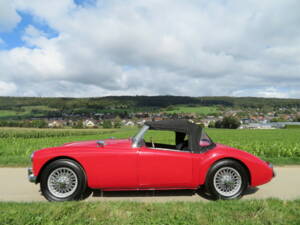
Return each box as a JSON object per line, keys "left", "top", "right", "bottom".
{"left": 145, "top": 120, "right": 200, "bottom": 133}
{"left": 145, "top": 120, "right": 204, "bottom": 153}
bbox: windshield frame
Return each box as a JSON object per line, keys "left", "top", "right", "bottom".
{"left": 132, "top": 125, "right": 149, "bottom": 148}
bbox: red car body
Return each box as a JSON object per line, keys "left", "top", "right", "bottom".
{"left": 30, "top": 137, "right": 274, "bottom": 191}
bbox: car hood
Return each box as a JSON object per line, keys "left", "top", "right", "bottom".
{"left": 63, "top": 138, "right": 132, "bottom": 148}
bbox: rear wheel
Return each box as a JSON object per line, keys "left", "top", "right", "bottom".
{"left": 40, "top": 159, "right": 88, "bottom": 201}
{"left": 205, "top": 159, "right": 249, "bottom": 200}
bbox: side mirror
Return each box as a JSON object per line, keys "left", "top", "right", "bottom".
{"left": 97, "top": 140, "right": 106, "bottom": 147}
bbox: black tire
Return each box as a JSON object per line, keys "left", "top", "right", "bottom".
{"left": 81, "top": 187, "right": 93, "bottom": 200}
{"left": 205, "top": 159, "right": 249, "bottom": 200}
{"left": 40, "top": 159, "right": 88, "bottom": 202}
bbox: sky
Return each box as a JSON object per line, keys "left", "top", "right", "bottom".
{"left": 0, "top": 0, "right": 299, "bottom": 98}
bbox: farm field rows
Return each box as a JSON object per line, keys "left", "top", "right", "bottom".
{"left": 0, "top": 199, "right": 299, "bottom": 225}
{"left": 0, "top": 127, "right": 299, "bottom": 166}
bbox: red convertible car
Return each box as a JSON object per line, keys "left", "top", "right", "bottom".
{"left": 28, "top": 120, "right": 275, "bottom": 201}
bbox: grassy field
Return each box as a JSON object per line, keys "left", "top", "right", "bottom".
{"left": 207, "top": 128, "right": 300, "bottom": 164}
{"left": 0, "top": 199, "right": 299, "bottom": 225}
{"left": 0, "top": 127, "right": 300, "bottom": 166}
{"left": 164, "top": 106, "right": 218, "bottom": 115}
{"left": 0, "top": 105, "right": 58, "bottom": 119}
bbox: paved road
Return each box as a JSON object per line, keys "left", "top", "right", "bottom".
{"left": 0, "top": 166, "right": 299, "bottom": 202}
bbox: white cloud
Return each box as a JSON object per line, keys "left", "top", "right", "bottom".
{"left": 0, "top": 0, "right": 300, "bottom": 97}
{"left": 0, "top": 0, "right": 21, "bottom": 32}
{"left": 0, "top": 81, "right": 17, "bottom": 95}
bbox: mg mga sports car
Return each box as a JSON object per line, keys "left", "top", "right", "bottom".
{"left": 28, "top": 120, "right": 275, "bottom": 201}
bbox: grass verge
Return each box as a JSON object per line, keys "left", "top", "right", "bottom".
{"left": 0, "top": 199, "right": 299, "bottom": 225}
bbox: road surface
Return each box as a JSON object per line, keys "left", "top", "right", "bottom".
{"left": 0, "top": 166, "right": 299, "bottom": 202}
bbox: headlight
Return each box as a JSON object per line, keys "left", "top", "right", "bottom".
{"left": 266, "top": 161, "right": 273, "bottom": 168}
{"left": 30, "top": 152, "right": 35, "bottom": 162}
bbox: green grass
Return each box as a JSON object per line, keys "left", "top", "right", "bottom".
{"left": 0, "top": 127, "right": 300, "bottom": 166}
{"left": 0, "top": 110, "right": 21, "bottom": 117}
{"left": 0, "top": 199, "right": 299, "bottom": 225}
{"left": 164, "top": 106, "right": 218, "bottom": 115}
{"left": 0, "top": 105, "right": 58, "bottom": 119}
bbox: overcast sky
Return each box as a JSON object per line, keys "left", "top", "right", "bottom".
{"left": 0, "top": 0, "right": 299, "bottom": 98}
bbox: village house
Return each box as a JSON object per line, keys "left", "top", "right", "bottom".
{"left": 48, "top": 120, "right": 64, "bottom": 128}
{"left": 83, "top": 119, "right": 97, "bottom": 128}
{"left": 122, "top": 120, "right": 135, "bottom": 127}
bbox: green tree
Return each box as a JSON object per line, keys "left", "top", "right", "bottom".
{"left": 73, "top": 120, "right": 83, "bottom": 129}
{"left": 31, "top": 120, "right": 47, "bottom": 128}
{"left": 222, "top": 116, "right": 241, "bottom": 129}
{"left": 208, "top": 121, "right": 215, "bottom": 128}
{"left": 114, "top": 117, "right": 122, "bottom": 128}
{"left": 215, "top": 120, "right": 223, "bottom": 128}
{"left": 215, "top": 116, "right": 240, "bottom": 129}
{"left": 294, "top": 116, "right": 300, "bottom": 122}
{"left": 102, "top": 120, "right": 113, "bottom": 129}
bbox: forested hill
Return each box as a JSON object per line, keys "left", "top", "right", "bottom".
{"left": 1, "top": 96, "right": 300, "bottom": 110}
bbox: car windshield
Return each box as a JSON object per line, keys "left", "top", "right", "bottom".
{"left": 199, "top": 130, "right": 213, "bottom": 147}
{"left": 133, "top": 125, "right": 213, "bottom": 150}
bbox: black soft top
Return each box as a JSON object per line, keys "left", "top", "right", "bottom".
{"left": 145, "top": 120, "right": 204, "bottom": 153}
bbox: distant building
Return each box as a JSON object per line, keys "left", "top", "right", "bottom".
{"left": 83, "top": 119, "right": 97, "bottom": 128}
{"left": 137, "top": 119, "right": 147, "bottom": 126}
{"left": 124, "top": 120, "right": 135, "bottom": 127}
{"left": 48, "top": 120, "right": 64, "bottom": 128}
{"left": 240, "top": 122, "right": 300, "bottom": 129}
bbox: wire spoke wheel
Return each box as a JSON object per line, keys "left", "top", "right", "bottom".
{"left": 213, "top": 167, "right": 242, "bottom": 197}
{"left": 47, "top": 167, "right": 78, "bottom": 198}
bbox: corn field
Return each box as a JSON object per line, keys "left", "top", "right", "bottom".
{"left": 0, "top": 127, "right": 299, "bottom": 166}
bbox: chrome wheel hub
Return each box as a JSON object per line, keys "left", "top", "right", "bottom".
{"left": 213, "top": 167, "right": 242, "bottom": 197}
{"left": 47, "top": 167, "right": 78, "bottom": 198}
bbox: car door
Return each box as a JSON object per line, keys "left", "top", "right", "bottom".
{"left": 138, "top": 146, "right": 194, "bottom": 188}
{"left": 82, "top": 145, "right": 139, "bottom": 189}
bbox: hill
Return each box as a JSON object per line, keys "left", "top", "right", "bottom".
{"left": 0, "top": 95, "right": 299, "bottom": 120}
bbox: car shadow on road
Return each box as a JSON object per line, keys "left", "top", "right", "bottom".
{"left": 92, "top": 186, "right": 259, "bottom": 200}
{"left": 93, "top": 189, "right": 197, "bottom": 198}
{"left": 243, "top": 186, "right": 259, "bottom": 196}
{"left": 196, "top": 186, "right": 259, "bottom": 200}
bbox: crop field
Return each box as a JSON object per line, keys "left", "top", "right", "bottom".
{"left": 207, "top": 128, "right": 300, "bottom": 164}
{"left": 0, "top": 199, "right": 299, "bottom": 225}
{"left": 0, "top": 127, "right": 300, "bottom": 166}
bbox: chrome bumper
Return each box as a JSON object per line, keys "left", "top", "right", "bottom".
{"left": 268, "top": 162, "right": 276, "bottom": 177}
{"left": 28, "top": 168, "right": 37, "bottom": 183}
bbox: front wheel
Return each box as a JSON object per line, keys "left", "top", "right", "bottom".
{"left": 205, "top": 159, "right": 249, "bottom": 200}
{"left": 40, "top": 159, "right": 89, "bottom": 201}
